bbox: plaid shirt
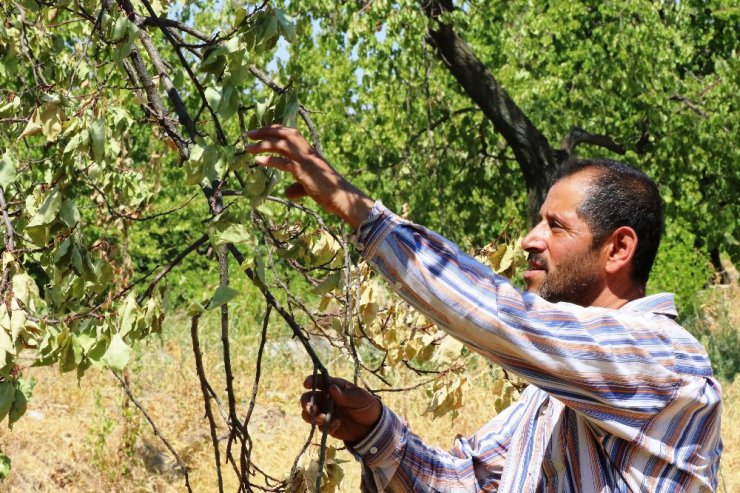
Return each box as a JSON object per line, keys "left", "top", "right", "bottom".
{"left": 350, "top": 203, "right": 722, "bottom": 492}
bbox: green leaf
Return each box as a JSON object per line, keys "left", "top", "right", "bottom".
{"left": 213, "top": 223, "right": 252, "bottom": 246}
{"left": 59, "top": 336, "right": 77, "bottom": 373}
{"left": 90, "top": 118, "right": 106, "bottom": 162}
{"left": 206, "top": 285, "right": 240, "bottom": 310}
{"left": 0, "top": 95, "right": 19, "bottom": 118}
{"left": 8, "top": 377, "right": 35, "bottom": 429}
{"left": 275, "top": 8, "right": 297, "bottom": 44}
{"left": 59, "top": 199, "right": 80, "bottom": 228}
{"left": 63, "top": 128, "right": 89, "bottom": 156}
{"left": 186, "top": 301, "right": 205, "bottom": 317}
{"left": 312, "top": 271, "right": 341, "bottom": 295}
{"left": 26, "top": 187, "right": 62, "bottom": 229}
{"left": 101, "top": 334, "right": 131, "bottom": 371}
{"left": 0, "top": 453, "right": 10, "bottom": 480}
{"left": 200, "top": 45, "right": 228, "bottom": 76}
{"left": 0, "top": 150, "right": 17, "bottom": 188}
{"left": 0, "top": 381, "right": 15, "bottom": 423}
{"left": 205, "top": 86, "right": 222, "bottom": 112}
{"left": 111, "top": 16, "right": 128, "bottom": 42}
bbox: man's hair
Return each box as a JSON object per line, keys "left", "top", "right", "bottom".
{"left": 554, "top": 158, "right": 664, "bottom": 285}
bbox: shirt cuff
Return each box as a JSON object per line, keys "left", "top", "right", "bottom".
{"left": 353, "top": 201, "right": 408, "bottom": 260}
{"left": 347, "top": 405, "right": 406, "bottom": 468}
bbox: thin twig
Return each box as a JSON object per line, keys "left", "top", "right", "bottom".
{"left": 190, "top": 315, "right": 225, "bottom": 493}
{"left": 112, "top": 371, "right": 193, "bottom": 493}
{"left": 218, "top": 244, "right": 243, "bottom": 475}
{"left": 0, "top": 186, "right": 16, "bottom": 294}
{"left": 138, "top": 233, "right": 209, "bottom": 303}
{"left": 239, "top": 305, "right": 271, "bottom": 488}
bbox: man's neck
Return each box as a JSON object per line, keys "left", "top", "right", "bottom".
{"left": 589, "top": 283, "right": 645, "bottom": 309}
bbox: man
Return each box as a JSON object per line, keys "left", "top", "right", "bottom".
{"left": 246, "top": 126, "right": 722, "bottom": 492}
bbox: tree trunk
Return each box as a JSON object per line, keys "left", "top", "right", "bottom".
{"left": 421, "top": 0, "right": 560, "bottom": 221}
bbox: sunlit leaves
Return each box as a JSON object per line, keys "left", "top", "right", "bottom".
{"left": 291, "top": 445, "right": 346, "bottom": 493}
{"left": 0, "top": 377, "right": 35, "bottom": 429}
{"left": 241, "top": 7, "right": 297, "bottom": 51}
{"left": 90, "top": 118, "right": 106, "bottom": 163}
{"left": 0, "top": 150, "right": 17, "bottom": 188}
{"left": 101, "top": 334, "right": 132, "bottom": 372}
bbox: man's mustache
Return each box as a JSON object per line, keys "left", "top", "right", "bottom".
{"left": 527, "top": 253, "right": 548, "bottom": 270}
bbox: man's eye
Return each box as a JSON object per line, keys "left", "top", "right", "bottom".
{"left": 549, "top": 222, "right": 562, "bottom": 230}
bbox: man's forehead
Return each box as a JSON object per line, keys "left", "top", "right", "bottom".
{"left": 540, "top": 172, "right": 595, "bottom": 217}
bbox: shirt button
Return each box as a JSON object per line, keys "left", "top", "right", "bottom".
{"left": 395, "top": 282, "right": 403, "bottom": 290}
{"left": 356, "top": 242, "right": 365, "bottom": 251}
{"left": 369, "top": 446, "right": 378, "bottom": 454}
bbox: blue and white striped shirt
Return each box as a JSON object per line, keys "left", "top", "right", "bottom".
{"left": 350, "top": 203, "right": 722, "bottom": 492}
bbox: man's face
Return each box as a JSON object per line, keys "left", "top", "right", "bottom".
{"left": 521, "top": 172, "right": 606, "bottom": 306}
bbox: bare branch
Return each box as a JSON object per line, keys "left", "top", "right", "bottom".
{"left": 190, "top": 315, "right": 225, "bottom": 493}
{"left": 670, "top": 94, "right": 709, "bottom": 118}
{"left": 0, "top": 186, "right": 16, "bottom": 294}
{"left": 239, "top": 305, "right": 271, "bottom": 486}
{"left": 112, "top": 371, "right": 193, "bottom": 493}
{"left": 560, "top": 126, "right": 626, "bottom": 156}
{"left": 139, "top": 16, "right": 213, "bottom": 42}
{"left": 421, "top": 0, "right": 558, "bottom": 218}
{"left": 138, "top": 234, "right": 209, "bottom": 303}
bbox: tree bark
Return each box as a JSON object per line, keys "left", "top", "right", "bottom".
{"left": 421, "top": 0, "right": 560, "bottom": 220}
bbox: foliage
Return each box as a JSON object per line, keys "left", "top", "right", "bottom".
{"left": 278, "top": 0, "right": 738, "bottom": 263}
{"left": 648, "top": 217, "right": 714, "bottom": 314}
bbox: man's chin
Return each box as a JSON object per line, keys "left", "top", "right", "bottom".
{"left": 523, "top": 270, "right": 545, "bottom": 293}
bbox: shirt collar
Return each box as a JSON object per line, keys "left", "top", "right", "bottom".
{"left": 619, "top": 292, "right": 678, "bottom": 318}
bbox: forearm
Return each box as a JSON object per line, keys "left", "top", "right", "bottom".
{"left": 321, "top": 171, "right": 374, "bottom": 230}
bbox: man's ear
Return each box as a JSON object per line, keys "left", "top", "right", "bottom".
{"left": 603, "top": 226, "right": 638, "bottom": 276}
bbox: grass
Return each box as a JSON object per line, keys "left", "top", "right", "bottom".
{"left": 0, "top": 287, "right": 738, "bottom": 492}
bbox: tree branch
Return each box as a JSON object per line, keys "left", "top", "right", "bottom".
{"left": 421, "top": 0, "right": 558, "bottom": 219}
{"left": 559, "top": 126, "right": 626, "bottom": 156}
{"left": 112, "top": 371, "right": 193, "bottom": 492}
{"left": 0, "top": 186, "right": 16, "bottom": 295}
{"left": 190, "top": 315, "right": 225, "bottom": 493}
{"left": 138, "top": 234, "right": 209, "bottom": 303}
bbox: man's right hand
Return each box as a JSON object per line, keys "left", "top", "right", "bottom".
{"left": 246, "top": 125, "right": 375, "bottom": 230}
{"left": 300, "top": 375, "right": 383, "bottom": 444}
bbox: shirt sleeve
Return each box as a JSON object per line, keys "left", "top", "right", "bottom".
{"left": 347, "top": 401, "right": 527, "bottom": 492}
{"left": 356, "top": 203, "right": 681, "bottom": 437}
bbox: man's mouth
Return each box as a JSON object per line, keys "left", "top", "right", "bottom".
{"left": 526, "top": 255, "right": 547, "bottom": 271}
{"left": 523, "top": 255, "right": 547, "bottom": 282}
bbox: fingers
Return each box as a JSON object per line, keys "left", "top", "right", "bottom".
{"left": 303, "top": 375, "right": 377, "bottom": 411}
{"left": 246, "top": 125, "right": 310, "bottom": 160}
{"left": 246, "top": 138, "right": 293, "bottom": 158}
{"left": 284, "top": 182, "right": 307, "bottom": 200}
{"left": 300, "top": 390, "right": 335, "bottom": 427}
{"left": 253, "top": 155, "right": 294, "bottom": 173}
{"left": 303, "top": 374, "right": 330, "bottom": 389}
{"left": 246, "top": 124, "right": 293, "bottom": 141}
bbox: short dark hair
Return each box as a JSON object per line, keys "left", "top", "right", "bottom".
{"left": 554, "top": 158, "right": 664, "bottom": 285}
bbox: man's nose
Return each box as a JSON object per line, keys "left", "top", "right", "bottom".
{"left": 521, "top": 223, "right": 546, "bottom": 252}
